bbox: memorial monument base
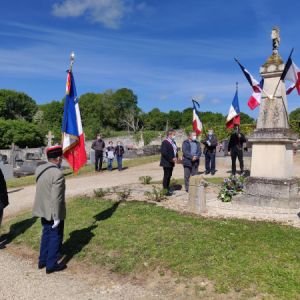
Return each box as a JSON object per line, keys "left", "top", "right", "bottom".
{"left": 233, "top": 177, "right": 300, "bottom": 208}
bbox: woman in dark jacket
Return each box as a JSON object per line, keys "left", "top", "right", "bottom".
{"left": 0, "top": 168, "right": 9, "bottom": 227}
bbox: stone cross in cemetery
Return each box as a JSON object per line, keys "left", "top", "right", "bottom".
{"left": 46, "top": 131, "right": 55, "bottom": 147}
{"left": 234, "top": 27, "right": 300, "bottom": 208}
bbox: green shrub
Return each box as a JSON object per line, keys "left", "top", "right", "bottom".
{"left": 144, "top": 186, "right": 167, "bottom": 202}
{"left": 116, "top": 188, "right": 131, "bottom": 201}
{"left": 94, "top": 188, "right": 111, "bottom": 198}
{"left": 139, "top": 176, "right": 153, "bottom": 185}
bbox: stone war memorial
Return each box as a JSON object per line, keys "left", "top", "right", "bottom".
{"left": 234, "top": 27, "right": 300, "bottom": 208}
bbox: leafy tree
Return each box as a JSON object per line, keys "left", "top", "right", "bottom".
{"left": 168, "top": 110, "right": 182, "bottom": 129}
{"left": 142, "top": 108, "right": 168, "bottom": 131}
{"left": 0, "top": 119, "right": 44, "bottom": 148}
{"left": 37, "top": 100, "right": 64, "bottom": 143}
{"left": 110, "top": 88, "right": 140, "bottom": 130}
{"left": 240, "top": 112, "right": 255, "bottom": 124}
{"left": 181, "top": 108, "right": 194, "bottom": 128}
{"left": 289, "top": 108, "right": 300, "bottom": 121}
{"left": 0, "top": 89, "right": 38, "bottom": 121}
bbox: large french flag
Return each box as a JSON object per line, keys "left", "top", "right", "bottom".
{"left": 192, "top": 100, "right": 203, "bottom": 135}
{"left": 62, "top": 70, "right": 87, "bottom": 173}
{"left": 281, "top": 57, "right": 300, "bottom": 95}
{"left": 235, "top": 58, "right": 263, "bottom": 110}
{"left": 226, "top": 89, "right": 240, "bottom": 129}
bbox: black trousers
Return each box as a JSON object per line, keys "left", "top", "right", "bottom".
{"left": 231, "top": 149, "right": 244, "bottom": 175}
{"left": 95, "top": 151, "right": 103, "bottom": 171}
{"left": 205, "top": 151, "right": 216, "bottom": 173}
{"left": 163, "top": 167, "right": 173, "bottom": 190}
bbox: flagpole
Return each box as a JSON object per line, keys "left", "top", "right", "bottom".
{"left": 69, "top": 51, "right": 75, "bottom": 72}
{"left": 270, "top": 48, "right": 294, "bottom": 123}
{"left": 272, "top": 48, "right": 294, "bottom": 99}
{"left": 234, "top": 57, "right": 271, "bottom": 99}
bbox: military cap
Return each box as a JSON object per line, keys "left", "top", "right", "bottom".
{"left": 46, "top": 145, "right": 63, "bottom": 159}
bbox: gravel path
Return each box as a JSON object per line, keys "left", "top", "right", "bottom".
{"left": 0, "top": 251, "right": 166, "bottom": 300}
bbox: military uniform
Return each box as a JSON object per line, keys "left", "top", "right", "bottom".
{"left": 32, "top": 146, "right": 66, "bottom": 274}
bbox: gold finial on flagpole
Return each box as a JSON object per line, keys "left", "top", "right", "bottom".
{"left": 70, "top": 51, "right": 75, "bottom": 72}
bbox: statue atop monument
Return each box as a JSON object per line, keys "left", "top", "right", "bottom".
{"left": 263, "top": 26, "right": 283, "bottom": 67}
{"left": 271, "top": 26, "right": 280, "bottom": 54}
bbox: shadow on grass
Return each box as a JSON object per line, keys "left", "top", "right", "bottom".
{"left": 60, "top": 224, "right": 97, "bottom": 265}
{"left": 0, "top": 217, "right": 37, "bottom": 247}
{"left": 93, "top": 201, "right": 120, "bottom": 222}
{"left": 61, "top": 201, "right": 120, "bottom": 264}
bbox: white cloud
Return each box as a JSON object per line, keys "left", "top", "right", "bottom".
{"left": 52, "top": 0, "right": 127, "bottom": 29}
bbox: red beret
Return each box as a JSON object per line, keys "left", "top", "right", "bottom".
{"left": 46, "top": 145, "right": 63, "bottom": 159}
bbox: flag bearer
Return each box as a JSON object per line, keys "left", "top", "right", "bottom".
{"left": 33, "top": 145, "right": 67, "bottom": 274}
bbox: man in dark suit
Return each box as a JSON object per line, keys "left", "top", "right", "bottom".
{"left": 160, "top": 129, "right": 178, "bottom": 196}
{"left": 0, "top": 168, "right": 8, "bottom": 227}
{"left": 91, "top": 133, "right": 106, "bottom": 172}
{"left": 228, "top": 125, "right": 247, "bottom": 176}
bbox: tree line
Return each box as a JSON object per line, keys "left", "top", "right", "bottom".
{"left": 0, "top": 88, "right": 298, "bottom": 149}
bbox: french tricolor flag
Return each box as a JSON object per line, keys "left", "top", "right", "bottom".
{"left": 192, "top": 99, "right": 203, "bottom": 135}
{"left": 281, "top": 57, "right": 300, "bottom": 96}
{"left": 226, "top": 88, "right": 240, "bottom": 129}
{"left": 62, "top": 70, "right": 87, "bottom": 173}
{"left": 247, "top": 78, "right": 264, "bottom": 110}
{"left": 235, "top": 58, "right": 263, "bottom": 110}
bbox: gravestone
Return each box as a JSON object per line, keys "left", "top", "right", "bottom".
{"left": 234, "top": 27, "right": 300, "bottom": 208}
{"left": 46, "top": 131, "right": 55, "bottom": 147}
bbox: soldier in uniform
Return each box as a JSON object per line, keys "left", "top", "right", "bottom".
{"left": 33, "top": 145, "right": 67, "bottom": 274}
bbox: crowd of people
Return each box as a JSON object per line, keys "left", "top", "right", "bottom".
{"left": 160, "top": 126, "right": 247, "bottom": 194}
{"left": 0, "top": 126, "right": 247, "bottom": 274}
{"left": 91, "top": 133, "right": 125, "bottom": 172}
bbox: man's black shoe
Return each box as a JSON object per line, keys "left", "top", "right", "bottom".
{"left": 165, "top": 191, "right": 173, "bottom": 197}
{"left": 46, "top": 264, "right": 67, "bottom": 274}
{"left": 211, "top": 171, "right": 215, "bottom": 175}
{"left": 205, "top": 171, "right": 210, "bottom": 175}
{"left": 38, "top": 263, "right": 46, "bottom": 269}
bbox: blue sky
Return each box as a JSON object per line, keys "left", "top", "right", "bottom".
{"left": 1, "top": 0, "right": 300, "bottom": 117}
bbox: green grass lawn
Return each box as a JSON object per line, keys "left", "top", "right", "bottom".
{"left": 2, "top": 198, "right": 300, "bottom": 298}
{"left": 6, "top": 155, "right": 160, "bottom": 189}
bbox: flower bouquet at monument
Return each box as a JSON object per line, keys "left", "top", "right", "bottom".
{"left": 218, "top": 176, "right": 244, "bottom": 202}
